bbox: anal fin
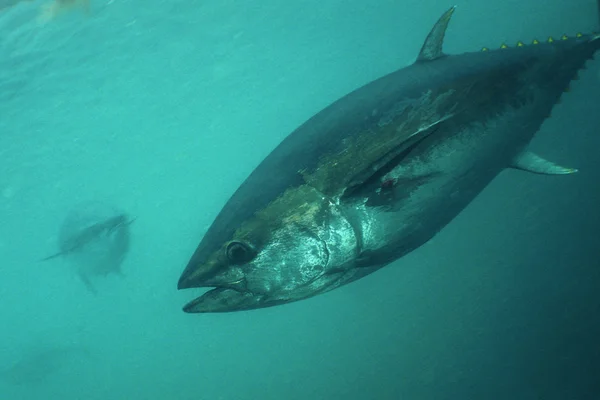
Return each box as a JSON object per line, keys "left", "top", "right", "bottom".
{"left": 78, "top": 271, "right": 98, "bottom": 295}
{"left": 510, "top": 150, "right": 578, "bottom": 175}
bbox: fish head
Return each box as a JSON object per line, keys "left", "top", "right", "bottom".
{"left": 178, "top": 186, "right": 347, "bottom": 313}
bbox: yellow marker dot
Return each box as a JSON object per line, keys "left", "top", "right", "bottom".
{"left": 500, "top": 43, "right": 508, "bottom": 49}
{"left": 532, "top": 39, "right": 540, "bottom": 45}
{"left": 481, "top": 47, "right": 489, "bottom": 52}
{"left": 516, "top": 41, "right": 524, "bottom": 47}
{"left": 548, "top": 36, "right": 554, "bottom": 43}
{"left": 561, "top": 34, "right": 568, "bottom": 40}
{"left": 576, "top": 32, "right": 583, "bottom": 38}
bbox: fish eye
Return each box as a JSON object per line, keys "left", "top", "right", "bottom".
{"left": 226, "top": 241, "right": 254, "bottom": 264}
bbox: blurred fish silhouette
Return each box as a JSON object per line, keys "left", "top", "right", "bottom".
{"left": 0, "top": 344, "right": 91, "bottom": 386}
{"left": 38, "top": 0, "right": 90, "bottom": 23}
{"left": 42, "top": 202, "right": 135, "bottom": 294}
{"left": 0, "top": 0, "right": 35, "bottom": 11}
{"left": 0, "top": 0, "right": 88, "bottom": 16}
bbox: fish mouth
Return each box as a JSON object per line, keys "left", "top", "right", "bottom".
{"left": 178, "top": 262, "right": 260, "bottom": 312}
{"left": 181, "top": 285, "right": 266, "bottom": 313}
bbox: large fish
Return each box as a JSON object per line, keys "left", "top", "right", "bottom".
{"left": 42, "top": 202, "right": 135, "bottom": 294}
{"left": 0, "top": 345, "right": 90, "bottom": 386}
{"left": 178, "top": 5, "right": 599, "bottom": 313}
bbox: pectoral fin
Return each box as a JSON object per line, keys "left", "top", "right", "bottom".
{"left": 40, "top": 252, "right": 64, "bottom": 261}
{"left": 510, "top": 151, "right": 578, "bottom": 175}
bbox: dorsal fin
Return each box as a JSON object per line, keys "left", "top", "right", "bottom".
{"left": 417, "top": 6, "right": 457, "bottom": 62}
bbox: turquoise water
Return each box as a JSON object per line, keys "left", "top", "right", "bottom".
{"left": 1, "top": 0, "right": 599, "bottom": 399}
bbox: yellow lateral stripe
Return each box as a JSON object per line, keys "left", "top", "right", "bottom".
{"left": 482, "top": 31, "right": 590, "bottom": 51}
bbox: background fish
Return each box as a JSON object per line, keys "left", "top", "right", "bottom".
{"left": 42, "top": 201, "right": 135, "bottom": 294}
{"left": 0, "top": 344, "right": 91, "bottom": 386}
{"left": 38, "top": 0, "right": 90, "bottom": 23}
{"left": 0, "top": 0, "right": 34, "bottom": 11}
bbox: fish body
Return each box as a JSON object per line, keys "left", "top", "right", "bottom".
{"left": 0, "top": 345, "right": 90, "bottom": 386}
{"left": 42, "top": 202, "right": 134, "bottom": 293}
{"left": 178, "top": 7, "right": 599, "bottom": 313}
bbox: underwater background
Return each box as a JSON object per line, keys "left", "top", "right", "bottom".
{"left": 1, "top": 0, "right": 599, "bottom": 399}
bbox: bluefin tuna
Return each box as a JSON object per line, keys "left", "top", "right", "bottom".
{"left": 0, "top": 344, "right": 90, "bottom": 386}
{"left": 178, "top": 5, "right": 599, "bottom": 313}
{"left": 42, "top": 202, "right": 135, "bottom": 294}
